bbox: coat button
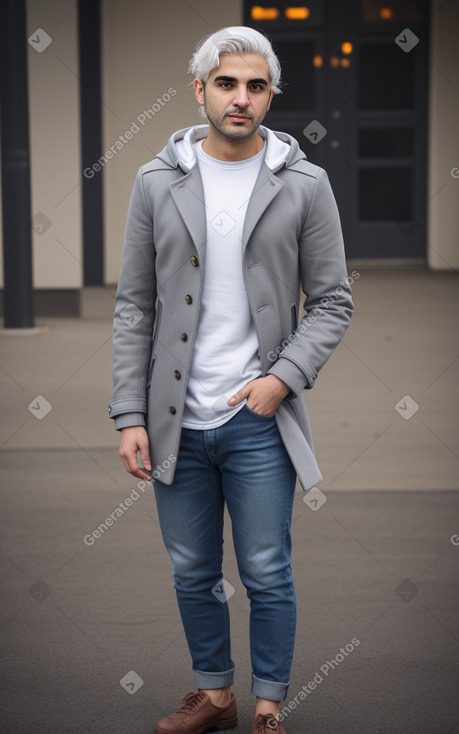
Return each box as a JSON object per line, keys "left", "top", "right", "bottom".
{"left": 185, "top": 294, "right": 193, "bottom": 304}
{"left": 174, "top": 370, "right": 181, "bottom": 380}
{"left": 181, "top": 333, "right": 188, "bottom": 341}
{"left": 169, "top": 406, "right": 176, "bottom": 414}
{"left": 190, "top": 256, "right": 199, "bottom": 267}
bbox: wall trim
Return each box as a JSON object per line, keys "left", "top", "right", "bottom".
{"left": 0, "top": 289, "right": 81, "bottom": 317}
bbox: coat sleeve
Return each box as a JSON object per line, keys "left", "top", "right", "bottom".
{"left": 267, "top": 167, "right": 354, "bottom": 397}
{"left": 107, "top": 167, "right": 157, "bottom": 429}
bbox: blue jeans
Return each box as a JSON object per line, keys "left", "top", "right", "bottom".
{"left": 153, "top": 403, "right": 297, "bottom": 702}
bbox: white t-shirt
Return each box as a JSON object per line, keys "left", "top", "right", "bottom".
{"left": 181, "top": 140, "right": 265, "bottom": 429}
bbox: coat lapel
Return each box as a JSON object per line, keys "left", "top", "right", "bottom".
{"left": 242, "top": 163, "right": 284, "bottom": 252}
{"left": 169, "top": 167, "right": 207, "bottom": 256}
{"left": 169, "top": 162, "right": 284, "bottom": 257}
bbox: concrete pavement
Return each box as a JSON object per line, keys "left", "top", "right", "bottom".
{"left": 0, "top": 267, "right": 458, "bottom": 733}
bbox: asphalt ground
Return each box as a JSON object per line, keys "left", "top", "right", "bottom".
{"left": 1, "top": 267, "right": 458, "bottom": 733}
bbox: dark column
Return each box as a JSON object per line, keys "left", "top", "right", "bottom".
{"left": 0, "top": 0, "right": 35, "bottom": 328}
{"left": 78, "top": 0, "right": 104, "bottom": 286}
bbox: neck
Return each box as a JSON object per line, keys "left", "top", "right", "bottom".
{"left": 201, "top": 127, "right": 265, "bottom": 161}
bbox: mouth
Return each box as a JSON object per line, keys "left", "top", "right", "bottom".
{"left": 227, "top": 114, "right": 251, "bottom": 122}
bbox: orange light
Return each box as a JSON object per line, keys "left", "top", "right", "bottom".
{"left": 330, "top": 56, "right": 340, "bottom": 68}
{"left": 379, "top": 7, "right": 393, "bottom": 20}
{"left": 251, "top": 6, "right": 280, "bottom": 20}
{"left": 341, "top": 42, "right": 353, "bottom": 55}
{"left": 340, "top": 57, "right": 351, "bottom": 68}
{"left": 312, "top": 55, "right": 323, "bottom": 68}
{"left": 285, "top": 6, "right": 310, "bottom": 19}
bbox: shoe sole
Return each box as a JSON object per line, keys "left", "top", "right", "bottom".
{"left": 154, "top": 717, "right": 238, "bottom": 734}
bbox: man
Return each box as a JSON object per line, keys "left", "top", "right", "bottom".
{"left": 108, "top": 25, "right": 353, "bottom": 734}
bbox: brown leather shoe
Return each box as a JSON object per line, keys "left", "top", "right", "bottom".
{"left": 252, "top": 713, "right": 287, "bottom": 733}
{"left": 154, "top": 691, "right": 238, "bottom": 734}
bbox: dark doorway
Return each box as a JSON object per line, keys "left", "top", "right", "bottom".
{"left": 244, "top": 0, "right": 429, "bottom": 260}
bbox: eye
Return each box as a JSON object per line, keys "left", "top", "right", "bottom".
{"left": 218, "top": 82, "right": 233, "bottom": 89}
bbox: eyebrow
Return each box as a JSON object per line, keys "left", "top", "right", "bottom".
{"left": 213, "top": 75, "right": 269, "bottom": 85}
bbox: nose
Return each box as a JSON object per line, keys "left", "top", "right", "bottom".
{"left": 233, "top": 84, "right": 249, "bottom": 109}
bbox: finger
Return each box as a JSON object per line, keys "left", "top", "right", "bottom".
{"left": 120, "top": 443, "right": 148, "bottom": 480}
{"left": 134, "top": 467, "right": 151, "bottom": 481}
{"left": 130, "top": 451, "right": 151, "bottom": 480}
{"left": 228, "top": 385, "right": 250, "bottom": 406}
{"left": 126, "top": 455, "right": 150, "bottom": 481}
{"left": 121, "top": 451, "right": 138, "bottom": 476}
{"left": 139, "top": 437, "right": 151, "bottom": 471}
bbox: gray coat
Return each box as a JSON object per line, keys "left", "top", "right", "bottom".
{"left": 108, "top": 126, "right": 354, "bottom": 490}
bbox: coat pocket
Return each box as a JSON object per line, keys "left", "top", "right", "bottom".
{"left": 290, "top": 303, "right": 298, "bottom": 333}
{"left": 147, "top": 301, "right": 162, "bottom": 388}
{"left": 151, "top": 300, "right": 163, "bottom": 353}
{"left": 147, "top": 355, "right": 155, "bottom": 388}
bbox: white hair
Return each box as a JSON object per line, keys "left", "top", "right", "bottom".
{"left": 188, "top": 26, "right": 282, "bottom": 94}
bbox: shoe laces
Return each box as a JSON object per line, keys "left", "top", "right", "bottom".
{"left": 179, "top": 691, "right": 207, "bottom": 714}
{"left": 255, "top": 713, "right": 279, "bottom": 732}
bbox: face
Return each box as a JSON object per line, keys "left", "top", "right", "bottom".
{"left": 194, "top": 52, "right": 274, "bottom": 141}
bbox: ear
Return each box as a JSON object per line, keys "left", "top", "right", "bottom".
{"left": 194, "top": 78, "right": 205, "bottom": 105}
{"left": 266, "top": 88, "right": 275, "bottom": 112}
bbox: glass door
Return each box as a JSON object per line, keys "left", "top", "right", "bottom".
{"left": 244, "top": 0, "right": 430, "bottom": 260}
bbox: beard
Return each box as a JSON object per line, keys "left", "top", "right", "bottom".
{"left": 203, "top": 101, "right": 266, "bottom": 141}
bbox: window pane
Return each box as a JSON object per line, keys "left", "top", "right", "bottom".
{"left": 359, "top": 167, "right": 413, "bottom": 220}
{"left": 272, "top": 40, "right": 316, "bottom": 111}
{"left": 361, "top": 0, "right": 423, "bottom": 23}
{"left": 246, "top": 0, "right": 324, "bottom": 27}
{"left": 358, "top": 128, "right": 414, "bottom": 157}
{"left": 358, "top": 44, "right": 415, "bottom": 110}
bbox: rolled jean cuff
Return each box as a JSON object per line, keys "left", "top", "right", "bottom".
{"left": 251, "top": 673, "right": 289, "bottom": 701}
{"left": 193, "top": 666, "right": 235, "bottom": 689}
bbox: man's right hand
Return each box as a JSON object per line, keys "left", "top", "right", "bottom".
{"left": 119, "top": 426, "right": 152, "bottom": 480}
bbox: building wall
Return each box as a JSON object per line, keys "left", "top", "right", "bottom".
{"left": 0, "top": 0, "right": 82, "bottom": 290}
{"left": 102, "top": 0, "right": 243, "bottom": 284}
{"left": 0, "top": 0, "right": 457, "bottom": 300}
{"left": 427, "top": 0, "right": 459, "bottom": 270}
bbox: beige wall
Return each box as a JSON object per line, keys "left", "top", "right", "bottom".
{"left": 0, "top": 1, "right": 456, "bottom": 297}
{"left": 0, "top": 0, "right": 82, "bottom": 289}
{"left": 102, "top": 0, "right": 243, "bottom": 283}
{"left": 428, "top": 0, "right": 459, "bottom": 270}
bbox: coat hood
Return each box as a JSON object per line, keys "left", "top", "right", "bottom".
{"left": 155, "top": 124, "right": 307, "bottom": 174}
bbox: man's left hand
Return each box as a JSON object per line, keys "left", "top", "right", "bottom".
{"left": 227, "top": 375, "right": 290, "bottom": 417}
